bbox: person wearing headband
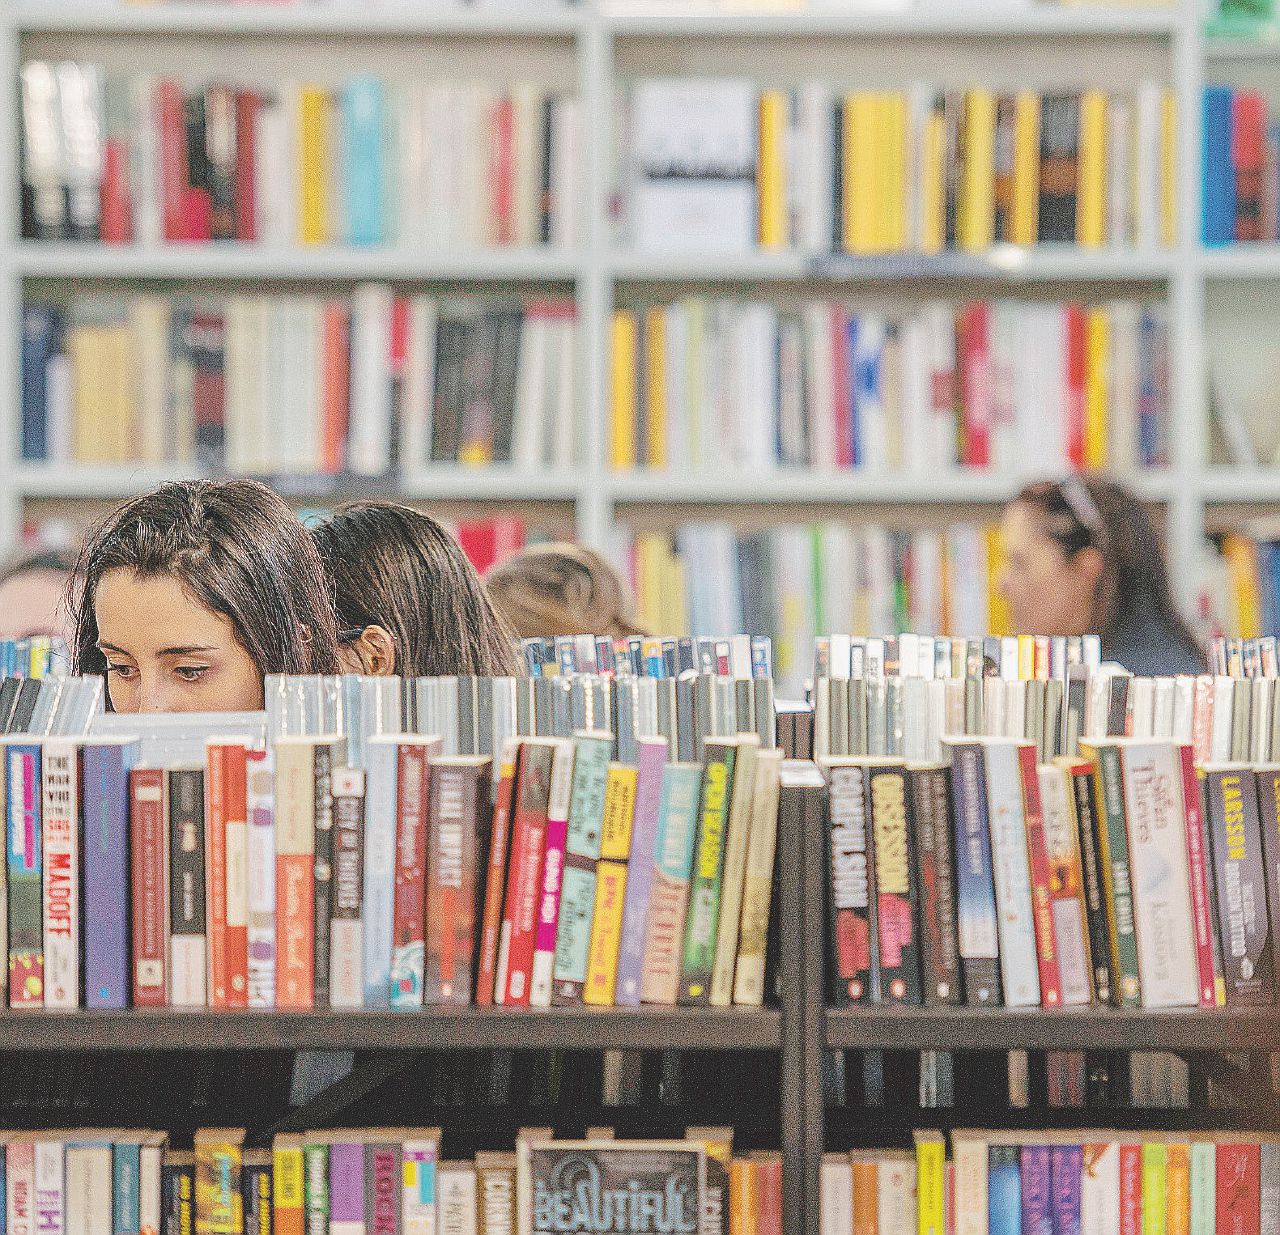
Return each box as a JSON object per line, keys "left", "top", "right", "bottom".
{"left": 999, "top": 477, "right": 1204, "bottom": 676}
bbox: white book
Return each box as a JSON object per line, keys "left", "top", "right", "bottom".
{"left": 139, "top": 1143, "right": 163, "bottom": 1235}
{"left": 665, "top": 304, "right": 691, "bottom": 470}
{"left": 1108, "top": 94, "right": 1133, "bottom": 248}
{"left": 280, "top": 84, "right": 302, "bottom": 247}
{"left": 1173, "top": 675, "right": 1196, "bottom": 744}
{"left": 528, "top": 740, "right": 575, "bottom": 1008}
{"left": 796, "top": 80, "right": 834, "bottom": 254}
{"left": 348, "top": 283, "right": 394, "bottom": 476}
{"left": 438, "top": 1164, "right": 477, "bottom": 1235}
{"left": 922, "top": 302, "right": 957, "bottom": 471}
{"left": 401, "top": 295, "right": 438, "bottom": 473}
{"left": 900, "top": 317, "right": 931, "bottom": 477}
{"left": 362, "top": 738, "right": 399, "bottom": 1009}
{"left": 246, "top": 750, "right": 276, "bottom": 1009}
{"left": 512, "top": 82, "right": 544, "bottom": 248}
{"left": 42, "top": 740, "right": 80, "bottom": 1010}
{"left": 550, "top": 316, "right": 577, "bottom": 468}
{"left": 222, "top": 297, "right": 252, "bottom": 475}
{"left": 852, "top": 314, "right": 888, "bottom": 473}
{"left": 983, "top": 741, "right": 1041, "bottom": 1008}
{"left": 421, "top": 81, "right": 454, "bottom": 250}
{"left": 33, "top": 1139, "right": 65, "bottom": 1235}
{"left": 952, "top": 1134, "right": 989, "bottom": 1235}
{"left": 298, "top": 297, "right": 325, "bottom": 474}
{"left": 877, "top": 1154, "right": 917, "bottom": 1235}
{"left": 1211, "top": 677, "right": 1235, "bottom": 762}
{"left": 1152, "top": 675, "right": 1177, "bottom": 740}
{"left": 397, "top": 81, "right": 427, "bottom": 250}
{"left": 65, "top": 1145, "right": 110, "bottom": 1235}
{"left": 805, "top": 302, "right": 838, "bottom": 471}
{"left": 550, "top": 95, "right": 580, "bottom": 249}
{"left": 629, "top": 78, "right": 758, "bottom": 254}
{"left": 1128, "top": 677, "right": 1155, "bottom": 738}
{"left": 989, "top": 302, "right": 1019, "bottom": 474}
{"left": 330, "top": 766, "right": 364, "bottom": 1010}
{"left": 1080, "top": 1142, "right": 1120, "bottom": 1235}
{"left": 1038, "top": 764, "right": 1093, "bottom": 1006}
{"left": 57, "top": 62, "right": 104, "bottom": 239}
{"left": 1108, "top": 300, "right": 1140, "bottom": 474}
{"left": 1134, "top": 81, "right": 1163, "bottom": 251}
{"left": 1118, "top": 741, "right": 1199, "bottom": 1008}
{"left": 402, "top": 1138, "right": 439, "bottom": 1235}
{"left": 130, "top": 74, "right": 162, "bottom": 246}
{"left": 735, "top": 303, "right": 778, "bottom": 471}
{"left": 820, "top": 1155, "right": 853, "bottom": 1235}
{"left": 511, "top": 311, "right": 550, "bottom": 471}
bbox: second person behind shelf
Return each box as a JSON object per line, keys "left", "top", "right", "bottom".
{"left": 311, "top": 500, "right": 521, "bottom": 680}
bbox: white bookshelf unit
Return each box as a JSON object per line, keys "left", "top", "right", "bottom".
{"left": 1, "top": 0, "right": 1272, "bottom": 613}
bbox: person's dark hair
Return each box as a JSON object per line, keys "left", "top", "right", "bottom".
{"left": 72, "top": 479, "right": 341, "bottom": 682}
{"left": 312, "top": 501, "right": 520, "bottom": 678}
{"left": 485, "top": 542, "right": 646, "bottom": 641}
{"left": 0, "top": 546, "right": 77, "bottom": 586}
{"left": 1014, "top": 477, "right": 1204, "bottom": 667}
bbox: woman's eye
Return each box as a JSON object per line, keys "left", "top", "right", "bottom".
{"left": 105, "top": 663, "right": 137, "bottom": 680}
{"left": 175, "top": 666, "right": 210, "bottom": 683}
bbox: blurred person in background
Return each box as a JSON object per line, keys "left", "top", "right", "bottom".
{"left": 0, "top": 547, "right": 75, "bottom": 641}
{"left": 485, "top": 542, "right": 646, "bottom": 640}
{"left": 999, "top": 476, "right": 1204, "bottom": 677}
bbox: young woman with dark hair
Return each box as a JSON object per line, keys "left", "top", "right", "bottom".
{"left": 999, "top": 476, "right": 1204, "bottom": 676}
{"left": 72, "top": 479, "right": 341, "bottom": 712}
{"left": 0, "top": 545, "right": 76, "bottom": 640}
{"left": 311, "top": 500, "right": 520, "bottom": 679}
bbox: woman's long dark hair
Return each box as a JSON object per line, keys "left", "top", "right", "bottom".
{"left": 1015, "top": 477, "right": 1204, "bottom": 667}
{"left": 72, "top": 479, "right": 341, "bottom": 681}
{"left": 312, "top": 501, "right": 520, "bottom": 678}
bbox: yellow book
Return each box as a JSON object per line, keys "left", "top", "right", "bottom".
{"left": 1141, "top": 1142, "right": 1168, "bottom": 1235}
{"left": 644, "top": 307, "right": 667, "bottom": 469}
{"left": 1077, "top": 89, "right": 1108, "bottom": 248}
{"left": 610, "top": 310, "right": 639, "bottom": 470}
{"left": 634, "top": 536, "right": 662, "bottom": 634}
{"left": 709, "top": 735, "right": 760, "bottom": 1007}
{"left": 1222, "top": 534, "right": 1263, "bottom": 640}
{"left": 985, "top": 526, "right": 1012, "bottom": 636}
{"left": 1165, "top": 1143, "right": 1191, "bottom": 1235}
{"left": 732, "top": 749, "right": 782, "bottom": 1007}
{"left": 958, "top": 89, "right": 996, "bottom": 253}
{"left": 913, "top": 1132, "right": 945, "bottom": 1235}
{"left": 583, "top": 764, "right": 639, "bottom": 1006}
{"left": 194, "top": 1128, "right": 245, "bottom": 1235}
{"left": 1011, "top": 91, "right": 1041, "bottom": 246}
{"left": 1017, "top": 635, "right": 1036, "bottom": 681}
{"left": 1084, "top": 307, "right": 1111, "bottom": 471}
{"left": 298, "top": 85, "right": 330, "bottom": 246}
{"left": 758, "top": 90, "right": 788, "bottom": 250}
{"left": 272, "top": 1134, "right": 305, "bottom": 1235}
{"left": 881, "top": 92, "right": 908, "bottom": 253}
{"left": 844, "top": 93, "right": 878, "bottom": 254}
{"left": 69, "top": 325, "right": 106, "bottom": 463}
{"left": 1161, "top": 89, "right": 1178, "bottom": 248}
{"left": 104, "top": 322, "right": 135, "bottom": 463}
{"left": 728, "top": 1158, "right": 756, "bottom": 1235}
{"left": 919, "top": 99, "right": 947, "bottom": 255}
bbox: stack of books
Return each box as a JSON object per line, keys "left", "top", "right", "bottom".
{"left": 20, "top": 64, "right": 580, "bottom": 249}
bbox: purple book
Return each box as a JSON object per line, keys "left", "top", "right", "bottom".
{"left": 1020, "top": 1145, "right": 1053, "bottom": 1235}
{"left": 1050, "top": 1145, "right": 1083, "bottom": 1235}
{"left": 328, "top": 1142, "right": 365, "bottom": 1234}
{"left": 82, "top": 739, "right": 137, "bottom": 1009}
{"left": 613, "top": 737, "right": 669, "bottom": 1007}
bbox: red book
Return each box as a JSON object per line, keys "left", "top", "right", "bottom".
{"left": 476, "top": 748, "right": 519, "bottom": 1006}
{"left": 321, "top": 301, "right": 351, "bottom": 474}
{"left": 490, "top": 96, "right": 516, "bottom": 245}
{"left": 205, "top": 741, "right": 249, "bottom": 1010}
{"left": 234, "top": 90, "right": 260, "bottom": 242}
{"left": 129, "top": 768, "right": 167, "bottom": 1008}
{"left": 1119, "top": 1144, "right": 1142, "bottom": 1235}
{"left": 1178, "top": 744, "right": 1220, "bottom": 1008}
{"left": 958, "top": 301, "right": 991, "bottom": 468}
{"left": 1216, "top": 1142, "right": 1262, "bottom": 1235}
{"left": 455, "top": 517, "right": 526, "bottom": 575}
{"left": 498, "top": 740, "right": 555, "bottom": 1007}
{"left": 182, "top": 186, "right": 213, "bottom": 243}
{"left": 100, "top": 138, "right": 133, "bottom": 244}
{"left": 754, "top": 1155, "right": 783, "bottom": 1235}
{"left": 155, "top": 78, "right": 189, "bottom": 242}
{"left": 391, "top": 744, "right": 432, "bottom": 1009}
{"left": 1017, "top": 744, "right": 1063, "bottom": 1009}
{"left": 1064, "top": 303, "right": 1086, "bottom": 468}
{"left": 1233, "top": 89, "right": 1266, "bottom": 243}
{"left": 223, "top": 743, "right": 249, "bottom": 1009}
{"left": 831, "top": 307, "right": 852, "bottom": 470}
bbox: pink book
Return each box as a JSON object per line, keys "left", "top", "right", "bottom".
{"left": 528, "top": 744, "right": 574, "bottom": 1008}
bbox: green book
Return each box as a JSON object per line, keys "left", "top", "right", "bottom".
{"left": 303, "top": 1140, "right": 329, "bottom": 1235}
{"left": 1142, "top": 1143, "right": 1168, "bottom": 1235}
{"left": 1188, "top": 1142, "right": 1216, "bottom": 1235}
{"left": 678, "top": 738, "right": 738, "bottom": 1005}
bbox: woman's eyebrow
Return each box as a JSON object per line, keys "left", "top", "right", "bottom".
{"left": 157, "top": 646, "right": 217, "bottom": 657}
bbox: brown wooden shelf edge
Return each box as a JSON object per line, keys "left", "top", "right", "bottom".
{"left": 824, "top": 1005, "right": 1280, "bottom": 1051}
{"left": 0, "top": 1006, "right": 783, "bottom": 1052}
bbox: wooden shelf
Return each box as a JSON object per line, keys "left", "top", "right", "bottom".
{"left": 0, "top": 1007, "right": 783, "bottom": 1051}
{"left": 825, "top": 1005, "right": 1280, "bottom": 1052}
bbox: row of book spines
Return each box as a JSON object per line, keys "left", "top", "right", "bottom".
{"left": 824, "top": 1133, "right": 1279, "bottom": 1235}
{"left": 815, "top": 632, "right": 1103, "bottom": 684}
{"left": 749, "top": 85, "right": 1176, "bottom": 253}
{"left": 1, "top": 730, "right": 782, "bottom": 1012}
{"left": 1202, "top": 85, "right": 1276, "bottom": 246}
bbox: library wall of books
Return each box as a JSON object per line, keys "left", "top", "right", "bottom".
{"left": 13, "top": 0, "right": 1280, "bottom": 1232}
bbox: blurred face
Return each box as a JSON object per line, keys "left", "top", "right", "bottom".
{"left": 0, "top": 569, "right": 68, "bottom": 640}
{"left": 997, "top": 502, "right": 1099, "bottom": 638}
{"left": 94, "top": 568, "right": 264, "bottom": 713}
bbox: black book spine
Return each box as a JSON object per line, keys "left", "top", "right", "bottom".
{"left": 824, "top": 762, "right": 877, "bottom": 1006}
{"left": 1069, "top": 763, "right": 1114, "bottom": 1006}
{"left": 909, "top": 765, "right": 963, "bottom": 1006}
{"left": 311, "top": 743, "right": 335, "bottom": 1010}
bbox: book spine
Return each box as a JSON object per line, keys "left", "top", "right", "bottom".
{"left": 986, "top": 743, "right": 1041, "bottom": 1009}
{"left": 1253, "top": 764, "right": 1280, "bottom": 1009}
{"left": 275, "top": 745, "right": 315, "bottom": 1011}
{"left": 614, "top": 738, "right": 669, "bottom": 1006}
{"left": 1215, "top": 1143, "right": 1261, "bottom": 1234}
{"left": 1141, "top": 1144, "right": 1167, "bottom": 1235}
{"left": 303, "top": 1143, "right": 329, "bottom": 1235}
{"left": 988, "top": 1146, "right": 1021, "bottom": 1235}
{"left": 367, "top": 1143, "right": 404, "bottom": 1235}
{"left": 205, "top": 742, "right": 233, "bottom": 1009}
{"left": 916, "top": 1138, "right": 945, "bottom": 1235}
{"left": 529, "top": 743, "right": 574, "bottom": 1008}
{"left": 1018, "top": 745, "right": 1063, "bottom": 1008}
{"left": 224, "top": 745, "right": 250, "bottom": 1009}
{"left": 584, "top": 764, "right": 639, "bottom": 1006}
{"left": 1021, "top": 1144, "right": 1052, "bottom": 1235}
{"left": 391, "top": 744, "right": 431, "bottom": 1010}
{"left": 163, "top": 1156, "right": 195, "bottom": 1235}
{"left": 362, "top": 741, "right": 397, "bottom": 1010}
{"left": 641, "top": 764, "right": 704, "bottom": 1005}
{"left": 426, "top": 758, "right": 486, "bottom": 1005}
{"left": 41, "top": 741, "right": 78, "bottom": 1010}
{"left": 477, "top": 1157, "right": 516, "bottom": 1235}
{"left": 195, "top": 1135, "right": 242, "bottom": 1235}
{"left": 1188, "top": 1143, "right": 1214, "bottom": 1235}
{"left": 140, "top": 1144, "right": 162, "bottom": 1235}
{"left": 1051, "top": 1145, "right": 1084, "bottom": 1235}
{"left": 909, "top": 765, "right": 963, "bottom": 1006}
{"left": 1069, "top": 761, "right": 1114, "bottom": 1004}
{"left": 33, "top": 1140, "right": 63, "bottom": 1235}
{"left": 1039, "top": 764, "right": 1092, "bottom": 1007}
{"left": 499, "top": 742, "right": 555, "bottom": 1007}
{"left": 475, "top": 751, "right": 518, "bottom": 1006}
{"left": 246, "top": 748, "right": 275, "bottom": 1009}
{"left": 401, "top": 1138, "right": 436, "bottom": 1235}
{"left": 1090, "top": 745, "right": 1143, "bottom": 1007}
{"left": 169, "top": 767, "right": 207, "bottom": 1008}
{"left": 948, "top": 742, "right": 1001, "bottom": 1005}
{"left": 679, "top": 741, "right": 738, "bottom": 1005}
{"left": 825, "top": 763, "right": 878, "bottom": 1006}
{"left": 272, "top": 1140, "right": 305, "bottom": 1235}
{"left": 869, "top": 763, "right": 921, "bottom": 1004}
{"left": 1119, "top": 1145, "right": 1142, "bottom": 1235}
{"left": 328, "top": 1143, "right": 364, "bottom": 1235}
{"left": 734, "top": 749, "right": 782, "bottom": 1007}
{"left": 82, "top": 741, "right": 132, "bottom": 1009}
{"left": 130, "top": 770, "right": 168, "bottom": 1008}
{"left": 709, "top": 738, "right": 758, "bottom": 1008}
{"left": 330, "top": 766, "right": 365, "bottom": 1009}
{"left": 243, "top": 1160, "right": 272, "bottom": 1235}
{"left": 1166, "top": 1144, "right": 1191, "bottom": 1235}
{"left": 310, "top": 741, "right": 335, "bottom": 1010}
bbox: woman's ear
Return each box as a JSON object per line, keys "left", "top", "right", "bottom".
{"left": 354, "top": 625, "right": 396, "bottom": 676}
{"left": 1072, "top": 545, "right": 1106, "bottom": 593}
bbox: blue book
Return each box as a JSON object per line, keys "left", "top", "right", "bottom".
{"left": 20, "top": 305, "right": 60, "bottom": 461}
{"left": 1137, "top": 309, "right": 1162, "bottom": 468}
{"left": 1202, "top": 86, "right": 1237, "bottom": 246}
{"left": 945, "top": 739, "right": 1001, "bottom": 1005}
{"left": 1019, "top": 1145, "right": 1053, "bottom": 1235}
{"left": 361, "top": 738, "right": 399, "bottom": 1008}
{"left": 82, "top": 739, "right": 138, "bottom": 1009}
{"left": 112, "top": 1140, "right": 141, "bottom": 1235}
{"left": 846, "top": 315, "right": 861, "bottom": 467}
{"left": 343, "top": 76, "right": 386, "bottom": 246}
{"left": 988, "top": 1145, "right": 1022, "bottom": 1235}
{"left": 1050, "top": 1145, "right": 1084, "bottom": 1235}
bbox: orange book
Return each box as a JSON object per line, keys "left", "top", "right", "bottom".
{"left": 728, "top": 1158, "right": 757, "bottom": 1235}
{"left": 475, "top": 748, "right": 519, "bottom": 1006}
{"left": 273, "top": 739, "right": 322, "bottom": 1010}
{"left": 321, "top": 301, "right": 350, "bottom": 474}
{"left": 752, "top": 1153, "right": 782, "bottom": 1235}
{"left": 219, "top": 740, "right": 249, "bottom": 1010}
{"left": 1166, "top": 1142, "right": 1190, "bottom": 1235}
{"left": 204, "top": 741, "right": 235, "bottom": 1009}
{"left": 850, "top": 1156, "right": 878, "bottom": 1235}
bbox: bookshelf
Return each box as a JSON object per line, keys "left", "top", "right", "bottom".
{"left": 4, "top": 0, "right": 1275, "bottom": 629}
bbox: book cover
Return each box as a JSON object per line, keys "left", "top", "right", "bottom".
{"left": 529, "top": 739, "right": 575, "bottom": 1008}
{"left": 679, "top": 738, "right": 738, "bottom": 1005}
{"left": 245, "top": 747, "right": 275, "bottom": 1009}
{"left": 868, "top": 762, "right": 921, "bottom": 1004}
{"left": 733, "top": 748, "right": 782, "bottom": 1007}
{"left": 476, "top": 745, "right": 519, "bottom": 1007}
{"left": 583, "top": 763, "right": 639, "bottom": 1007}
{"left": 907, "top": 763, "right": 963, "bottom": 1006}
{"left": 823, "top": 760, "right": 880, "bottom": 1006}
{"left": 1051, "top": 1145, "right": 1084, "bottom": 1235}
{"left": 615, "top": 737, "right": 670, "bottom": 1007}
{"left": 41, "top": 740, "right": 79, "bottom": 1010}
{"left": 330, "top": 766, "right": 365, "bottom": 1009}
{"left": 1021, "top": 1144, "right": 1053, "bottom": 1235}
{"left": 81, "top": 738, "right": 136, "bottom": 1009}
{"left": 194, "top": 1130, "right": 244, "bottom": 1235}
{"left": 391, "top": 740, "right": 434, "bottom": 1010}
{"left": 1061, "top": 756, "right": 1115, "bottom": 1004}
{"left": 401, "top": 1133, "right": 439, "bottom": 1235}
{"left": 168, "top": 765, "right": 207, "bottom": 1009}
{"left": 272, "top": 1135, "right": 305, "bottom": 1235}
{"left": 1018, "top": 745, "right": 1063, "bottom": 1008}
{"left": 1038, "top": 762, "right": 1093, "bottom": 1006}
